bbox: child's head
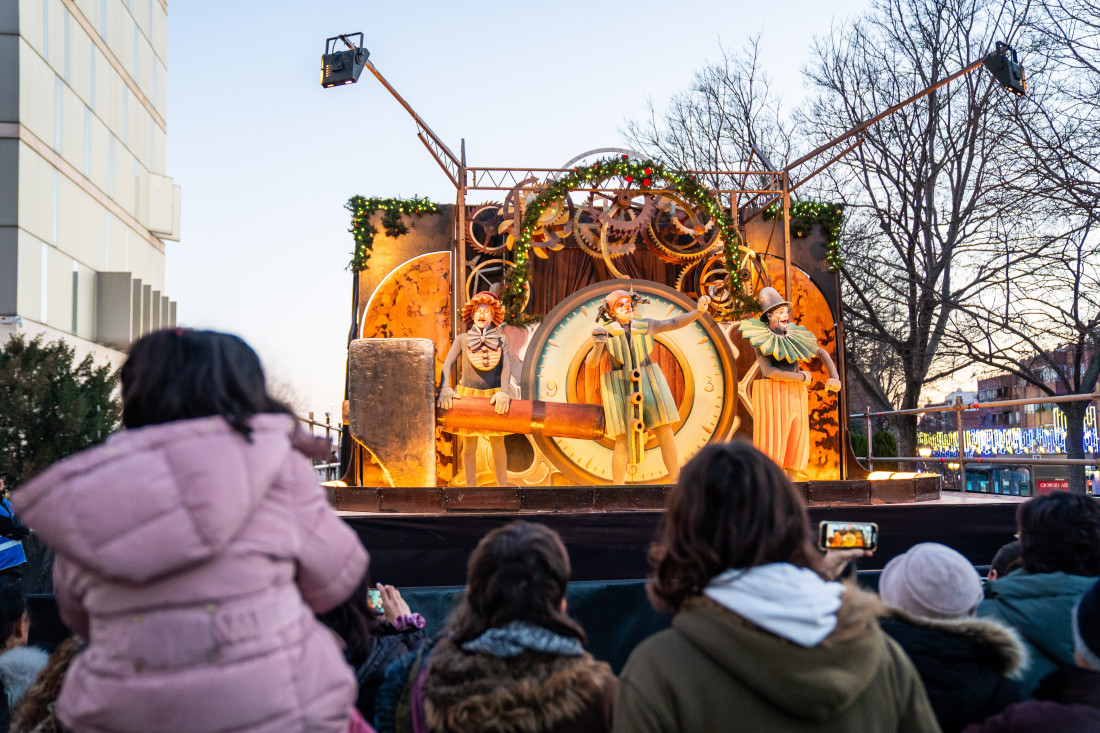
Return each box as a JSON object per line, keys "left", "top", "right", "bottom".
{"left": 120, "top": 329, "right": 291, "bottom": 440}
{"left": 449, "top": 521, "right": 584, "bottom": 644}
{"left": 649, "top": 440, "right": 818, "bottom": 612}
{"left": 0, "top": 575, "right": 28, "bottom": 650}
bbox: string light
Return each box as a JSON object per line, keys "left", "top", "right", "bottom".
{"left": 763, "top": 201, "right": 845, "bottom": 273}
{"left": 502, "top": 155, "right": 753, "bottom": 324}
{"left": 345, "top": 195, "right": 440, "bottom": 271}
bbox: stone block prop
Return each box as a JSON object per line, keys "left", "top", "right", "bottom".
{"left": 348, "top": 338, "right": 436, "bottom": 487}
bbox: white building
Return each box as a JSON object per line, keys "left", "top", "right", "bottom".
{"left": 0, "top": 0, "right": 179, "bottom": 368}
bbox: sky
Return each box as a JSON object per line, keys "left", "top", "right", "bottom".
{"left": 165, "top": 0, "right": 873, "bottom": 418}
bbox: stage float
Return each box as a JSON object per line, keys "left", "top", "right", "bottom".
{"left": 331, "top": 152, "right": 938, "bottom": 511}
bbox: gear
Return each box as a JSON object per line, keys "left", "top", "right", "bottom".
{"left": 644, "top": 195, "right": 721, "bottom": 262}
{"left": 466, "top": 204, "right": 507, "bottom": 254}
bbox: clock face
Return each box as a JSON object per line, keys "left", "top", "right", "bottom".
{"left": 520, "top": 279, "right": 738, "bottom": 484}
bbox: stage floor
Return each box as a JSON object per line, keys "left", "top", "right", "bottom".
{"left": 330, "top": 476, "right": 942, "bottom": 514}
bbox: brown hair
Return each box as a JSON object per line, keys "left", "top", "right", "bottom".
{"left": 649, "top": 440, "right": 820, "bottom": 612}
{"left": 446, "top": 521, "right": 586, "bottom": 644}
{"left": 11, "top": 635, "right": 87, "bottom": 733}
{"left": 460, "top": 292, "right": 505, "bottom": 329}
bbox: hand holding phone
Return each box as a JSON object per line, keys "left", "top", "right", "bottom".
{"left": 818, "top": 521, "right": 878, "bottom": 552}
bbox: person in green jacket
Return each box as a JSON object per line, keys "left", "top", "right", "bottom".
{"left": 614, "top": 441, "right": 941, "bottom": 733}
{"left": 977, "top": 491, "right": 1100, "bottom": 696}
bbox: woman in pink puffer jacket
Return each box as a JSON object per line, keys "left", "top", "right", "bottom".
{"left": 14, "top": 329, "right": 369, "bottom": 733}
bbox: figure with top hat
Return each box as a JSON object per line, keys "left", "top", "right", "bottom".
{"left": 738, "top": 286, "right": 841, "bottom": 478}
{"left": 587, "top": 287, "right": 711, "bottom": 484}
{"left": 438, "top": 292, "right": 513, "bottom": 486}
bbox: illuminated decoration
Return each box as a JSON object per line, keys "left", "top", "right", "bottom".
{"left": 762, "top": 201, "right": 845, "bottom": 273}
{"left": 982, "top": 42, "right": 1027, "bottom": 97}
{"left": 918, "top": 405, "right": 1099, "bottom": 456}
{"left": 321, "top": 33, "right": 368, "bottom": 88}
{"left": 345, "top": 195, "right": 440, "bottom": 271}
{"left": 502, "top": 155, "right": 757, "bottom": 325}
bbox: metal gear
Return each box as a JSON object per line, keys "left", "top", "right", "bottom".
{"left": 466, "top": 204, "right": 507, "bottom": 254}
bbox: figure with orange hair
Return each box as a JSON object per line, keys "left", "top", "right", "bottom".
{"left": 438, "top": 292, "right": 513, "bottom": 486}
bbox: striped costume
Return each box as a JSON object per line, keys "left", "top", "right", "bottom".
{"left": 599, "top": 320, "right": 680, "bottom": 464}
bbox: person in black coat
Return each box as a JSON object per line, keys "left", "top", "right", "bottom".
{"left": 879, "top": 542, "right": 1027, "bottom": 733}
{"left": 318, "top": 576, "right": 428, "bottom": 722}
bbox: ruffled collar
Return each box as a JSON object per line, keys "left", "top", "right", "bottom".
{"left": 738, "top": 318, "right": 819, "bottom": 363}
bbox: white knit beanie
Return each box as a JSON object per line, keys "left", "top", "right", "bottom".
{"left": 879, "top": 542, "right": 985, "bottom": 619}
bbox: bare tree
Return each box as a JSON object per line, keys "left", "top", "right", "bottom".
{"left": 943, "top": 0, "right": 1100, "bottom": 492}
{"left": 622, "top": 35, "right": 793, "bottom": 192}
{"left": 797, "top": 0, "right": 1040, "bottom": 455}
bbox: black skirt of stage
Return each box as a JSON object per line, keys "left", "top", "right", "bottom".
{"left": 346, "top": 501, "right": 1018, "bottom": 588}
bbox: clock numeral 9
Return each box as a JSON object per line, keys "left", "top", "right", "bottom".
{"left": 545, "top": 380, "right": 558, "bottom": 397}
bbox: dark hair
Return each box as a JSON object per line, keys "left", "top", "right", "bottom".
{"left": 1018, "top": 491, "right": 1100, "bottom": 576}
{"left": 447, "top": 521, "right": 585, "bottom": 644}
{"left": 0, "top": 575, "right": 26, "bottom": 644}
{"left": 989, "top": 540, "right": 1022, "bottom": 578}
{"left": 120, "top": 329, "right": 292, "bottom": 440}
{"left": 317, "top": 572, "right": 373, "bottom": 667}
{"left": 649, "top": 440, "right": 820, "bottom": 612}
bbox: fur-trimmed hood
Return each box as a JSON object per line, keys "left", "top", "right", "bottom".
{"left": 882, "top": 605, "right": 1028, "bottom": 678}
{"left": 0, "top": 646, "right": 48, "bottom": 709}
{"left": 422, "top": 635, "right": 614, "bottom": 733}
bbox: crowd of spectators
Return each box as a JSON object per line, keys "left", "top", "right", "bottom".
{"left": 1, "top": 328, "right": 1099, "bottom": 732}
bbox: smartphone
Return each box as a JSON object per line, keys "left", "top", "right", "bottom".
{"left": 366, "top": 588, "right": 384, "bottom": 613}
{"left": 818, "top": 521, "right": 878, "bottom": 552}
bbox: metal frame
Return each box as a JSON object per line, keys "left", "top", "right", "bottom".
{"left": 856, "top": 391, "right": 1100, "bottom": 471}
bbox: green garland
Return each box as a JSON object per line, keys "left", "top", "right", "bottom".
{"left": 345, "top": 195, "right": 440, "bottom": 271}
{"left": 501, "top": 155, "right": 750, "bottom": 324}
{"left": 762, "top": 201, "right": 845, "bottom": 273}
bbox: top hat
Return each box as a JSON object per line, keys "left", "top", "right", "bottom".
{"left": 756, "top": 287, "right": 792, "bottom": 315}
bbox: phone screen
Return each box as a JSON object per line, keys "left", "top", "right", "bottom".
{"left": 366, "top": 588, "right": 384, "bottom": 613}
{"left": 818, "top": 521, "right": 878, "bottom": 552}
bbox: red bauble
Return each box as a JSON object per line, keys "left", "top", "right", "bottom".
{"left": 625, "top": 175, "right": 634, "bottom": 183}
{"left": 621, "top": 154, "right": 629, "bottom": 161}
{"left": 644, "top": 167, "right": 652, "bottom": 175}
{"left": 643, "top": 178, "right": 651, "bottom": 186}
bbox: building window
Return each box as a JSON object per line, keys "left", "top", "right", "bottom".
{"left": 54, "top": 77, "right": 62, "bottom": 150}
{"left": 108, "top": 138, "right": 115, "bottom": 196}
{"left": 64, "top": 10, "right": 70, "bottom": 81}
{"left": 40, "top": 243, "right": 49, "bottom": 323}
{"left": 90, "top": 45, "right": 96, "bottom": 110}
{"left": 72, "top": 262, "right": 79, "bottom": 334}
{"left": 83, "top": 107, "right": 91, "bottom": 176}
{"left": 100, "top": 0, "right": 107, "bottom": 38}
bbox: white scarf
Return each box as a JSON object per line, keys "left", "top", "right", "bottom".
{"left": 704, "top": 563, "right": 844, "bottom": 647}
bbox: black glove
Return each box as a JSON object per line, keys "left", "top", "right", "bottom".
{"left": 3, "top": 527, "right": 29, "bottom": 541}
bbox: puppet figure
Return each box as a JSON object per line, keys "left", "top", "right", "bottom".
{"left": 587, "top": 287, "right": 711, "bottom": 484}
{"left": 438, "top": 292, "right": 513, "bottom": 486}
{"left": 737, "top": 286, "right": 841, "bottom": 478}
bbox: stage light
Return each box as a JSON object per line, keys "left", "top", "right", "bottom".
{"left": 983, "top": 42, "right": 1026, "bottom": 96}
{"left": 321, "top": 33, "right": 368, "bottom": 88}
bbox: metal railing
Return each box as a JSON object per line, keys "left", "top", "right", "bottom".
{"left": 853, "top": 391, "right": 1100, "bottom": 472}
{"left": 298, "top": 411, "right": 342, "bottom": 481}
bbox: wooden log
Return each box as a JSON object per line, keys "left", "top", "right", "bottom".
{"left": 437, "top": 397, "right": 605, "bottom": 439}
